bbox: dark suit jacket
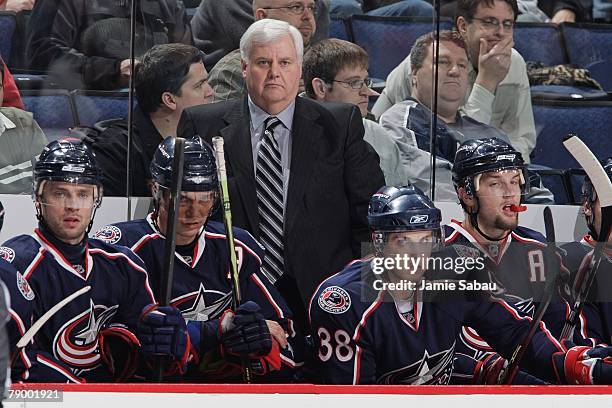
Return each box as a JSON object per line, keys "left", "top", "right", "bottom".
{"left": 178, "top": 97, "right": 384, "bottom": 304}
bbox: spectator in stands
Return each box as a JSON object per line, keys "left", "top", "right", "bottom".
{"left": 0, "top": 58, "right": 48, "bottom": 194}
{"left": 330, "top": 0, "right": 433, "bottom": 17}
{"left": 207, "top": 0, "right": 324, "bottom": 102}
{"left": 302, "top": 38, "right": 407, "bottom": 187}
{"left": 26, "top": 0, "right": 192, "bottom": 90}
{"left": 436, "top": 0, "right": 589, "bottom": 22}
{"left": 372, "top": 0, "right": 537, "bottom": 164}
{"left": 379, "top": 30, "right": 510, "bottom": 200}
{"left": 88, "top": 44, "right": 213, "bottom": 197}
{"left": 191, "top": 0, "right": 330, "bottom": 70}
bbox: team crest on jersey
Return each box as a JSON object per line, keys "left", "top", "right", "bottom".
{"left": 318, "top": 286, "right": 351, "bottom": 314}
{"left": 172, "top": 282, "right": 232, "bottom": 322}
{"left": 0, "top": 246, "right": 15, "bottom": 263}
{"left": 452, "top": 244, "right": 481, "bottom": 259}
{"left": 16, "top": 272, "right": 34, "bottom": 300}
{"left": 93, "top": 226, "right": 122, "bottom": 244}
{"left": 53, "top": 300, "right": 119, "bottom": 368}
{"left": 378, "top": 344, "right": 455, "bottom": 384}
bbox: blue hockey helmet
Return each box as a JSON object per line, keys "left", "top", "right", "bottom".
{"left": 150, "top": 136, "right": 218, "bottom": 192}
{"left": 581, "top": 157, "right": 612, "bottom": 241}
{"left": 452, "top": 137, "right": 528, "bottom": 197}
{"left": 368, "top": 185, "right": 442, "bottom": 232}
{"left": 34, "top": 138, "right": 103, "bottom": 188}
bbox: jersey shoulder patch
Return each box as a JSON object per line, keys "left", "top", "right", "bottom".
{"left": 0, "top": 246, "right": 15, "bottom": 263}
{"left": 318, "top": 285, "right": 352, "bottom": 315}
{"left": 93, "top": 225, "right": 122, "bottom": 244}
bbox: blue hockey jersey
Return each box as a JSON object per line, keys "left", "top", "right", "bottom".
{"left": 0, "top": 228, "right": 155, "bottom": 382}
{"left": 443, "top": 220, "right": 572, "bottom": 361}
{"left": 94, "top": 215, "right": 302, "bottom": 380}
{"left": 309, "top": 257, "right": 566, "bottom": 384}
{"left": 561, "top": 235, "right": 612, "bottom": 346}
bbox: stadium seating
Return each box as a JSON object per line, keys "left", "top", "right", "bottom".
{"left": 531, "top": 99, "right": 612, "bottom": 171}
{"left": 330, "top": 16, "right": 352, "bottom": 41}
{"left": 21, "top": 89, "right": 77, "bottom": 141}
{"left": 513, "top": 22, "right": 567, "bottom": 66}
{"left": 72, "top": 90, "right": 129, "bottom": 127}
{"left": 561, "top": 22, "right": 612, "bottom": 68}
{"left": 349, "top": 16, "right": 453, "bottom": 80}
{"left": 0, "top": 12, "right": 17, "bottom": 66}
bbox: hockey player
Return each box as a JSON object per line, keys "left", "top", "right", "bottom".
{"left": 94, "top": 137, "right": 301, "bottom": 381}
{"left": 448, "top": 137, "right": 575, "bottom": 363}
{"left": 309, "top": 184, "right": 612, "bottom": 384}
{"left": 561, "top": 158, "right": 612, "bottom": 345}
{"left": 0, "top": 139, "right": 189, "bottom": 382}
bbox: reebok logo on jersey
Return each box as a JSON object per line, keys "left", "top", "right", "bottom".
{"left": 16, "top": 271, "right": 34, "bottom": 300}
{"left": 0, "top": 246, "right": 15, "bottom": 263}
{"left": 318, "top": 286, "right": 351, "bottom": 314}
{"left": 409, "top": 215, "right": 428, "bottom": 224}
{"left": 93, "top": 226, "right": 122, "bottom": 244}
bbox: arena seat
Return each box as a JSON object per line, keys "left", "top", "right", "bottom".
{"left": 330, "top": 16, "right": 352, "bottom": 41}
{"left": 531, "top": 99, "right": 612, "bottom": 171}
{"left": 561, "top": 22, "right": 612, "bottom": 69}
{"left": 349, "top": 16, "right": 453, "bottom": 80}
{"left": 72, "top": 90, "right": 129, "bottom": 127}
{"left": 513, "top": 22, "right": 567, "bottom": 66}
{"left": 0, "top": 12, "right": 17, "bottom": 66}
{"left": 21, "top": 89, "right": 77, "bottom": 141}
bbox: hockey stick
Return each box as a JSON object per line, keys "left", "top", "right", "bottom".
{"left": 211, "top": 136, "right": 252, "bottom": 383}
{"left": 154, "top": 137, "right": 185, "bottom": 382}
{"left": 500, "top": 206, "right": 561, "bottom": 384}
{"left": 11, "top": 285, "right": 91, "bottom": 366}
{"left": 560, "top": 135, "right": 612, "bottom": 340}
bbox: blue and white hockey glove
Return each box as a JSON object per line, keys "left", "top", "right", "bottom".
{"left": 553, "top": 342, "right": 612, "bottom": 384}
{"left": 138, "top": 304, "right": 193, "bottom": 374}
{"left": 219, "top": 301, "right": 273, "bottom": 358}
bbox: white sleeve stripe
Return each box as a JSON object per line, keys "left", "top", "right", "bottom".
{"left": 250, "top": 274, "right": 284, "bottom": 318}
{"left": 36, "top": 355, "right": 82, "bottom": 383}
{"left": 0, "top": 160, "right": 32, "bottom": 176}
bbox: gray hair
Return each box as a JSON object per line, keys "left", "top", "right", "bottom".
{"left": 240, "top": 19, "right": 304, "bottom": 64}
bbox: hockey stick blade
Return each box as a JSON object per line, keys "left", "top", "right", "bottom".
{"left": 560, "top": 134, "right": 612, "bottom": 339}
{"left": 16, "top": 285, "right": 91, "bottom": 349}
{"left": 501, "top": 207, "right": 559, "bottom": 384}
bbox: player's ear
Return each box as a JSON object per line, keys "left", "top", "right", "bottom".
{"left": 459, "top": 186, "right": 476, "bottom": 207}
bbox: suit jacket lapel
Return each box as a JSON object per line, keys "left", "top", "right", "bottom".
{"left": 219, "top": 99, "right": 260, "bottom": 235}
{"left": 285, "top": 98, "right": 321, "bottom": 237}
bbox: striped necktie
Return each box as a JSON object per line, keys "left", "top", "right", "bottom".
{"left": 256, "top": 116, "right": 284, "bottom": 283}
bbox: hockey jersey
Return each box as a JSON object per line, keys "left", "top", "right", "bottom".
{"left": 561, "top": 235, "right": 612, "bottom": 346}
{"left": 443, "top": 220, "right": 572, "bottom": 362}
{"left": 309, "top": 257, "right": 566, "bottom": 384}
{"left": 0, "top": 228, "right": 155, "bottom": 382}
{"left": 94, "top": 215, "right": 302, "bottom": 380}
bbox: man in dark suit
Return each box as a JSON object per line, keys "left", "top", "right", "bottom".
{"left": 178, "top": 18, "right": 384, "bottom": 330}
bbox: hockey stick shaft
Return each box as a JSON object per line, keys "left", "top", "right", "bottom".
{"left": 560, "top": 134, "right": 612, "bottom": 340}
{"left": 211, "top": 136, "right": 251, "bottom": 383}
{"left": 501, "top": 206, "right": 559, "bottom": 384}
{"left": 11, "top": 285, "right": 91, "bottom": 366}
{"left": 155, "top": 137, "right": 185, "bottom": 382}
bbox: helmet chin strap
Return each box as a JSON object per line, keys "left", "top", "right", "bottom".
{"left": 468, "top": 196, "right": 511, "bottom": 243}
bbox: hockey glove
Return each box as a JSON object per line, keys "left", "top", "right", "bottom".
{"left": 138, "top": 304, "right": 193, "bottom": 374}
{"left": 219, "top": 301, "right": 273, "bottom": 358}
{"left": 473, "top": 353, "right": 547, "bottom": 385}
{"left": 553, "top": 343, "right": 612, "bottom": 384}
{"left": 99, "top": 324, "right": 141, "bottom": 381}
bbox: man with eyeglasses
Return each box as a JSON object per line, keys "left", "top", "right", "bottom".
{"left": 303, "top": 38, "right": 407, "bottom": 188}
{"left": 207, "top": 0, "right": 322, "bottom": 102}
{"left": 191, "top": 0, "right": 330, "bottom": 71}
{"left": 372, "top": 0, "right": 536, "bottom": 165}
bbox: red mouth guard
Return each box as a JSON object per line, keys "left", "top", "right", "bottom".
{"left": 510, "top": 204, "right": 527, "bottom": 212}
